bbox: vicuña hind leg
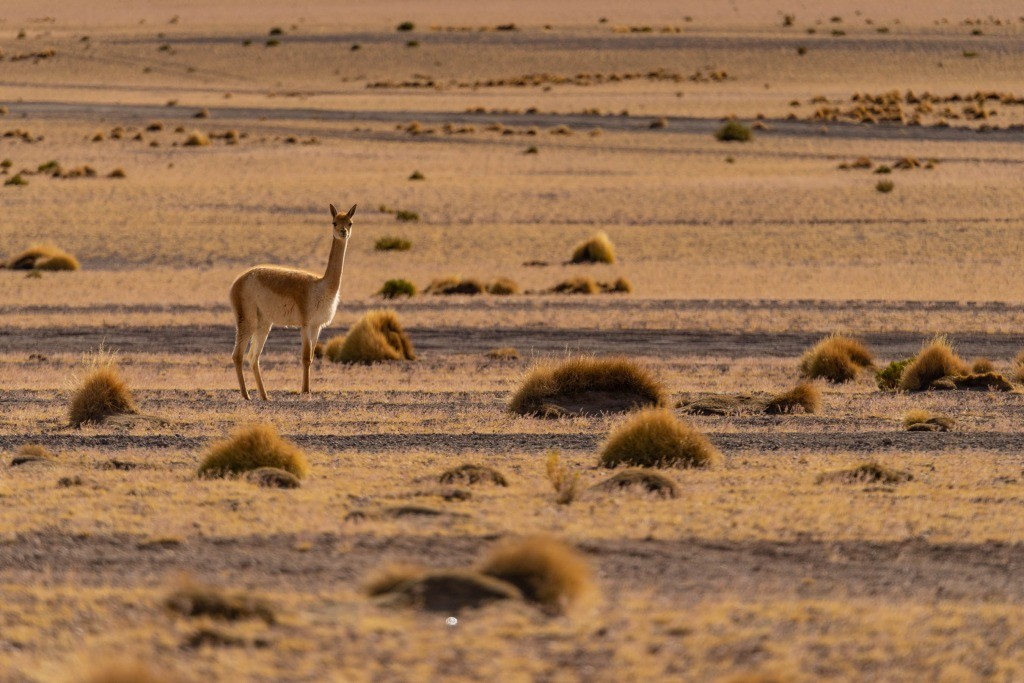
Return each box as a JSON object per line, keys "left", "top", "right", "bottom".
{"left": 300, "top": 327, "right": 315, "bottom": 395}
{"left": 249, "top": 320, "right": 273, "bottom": 400}
{"left": 232, "top": 325, "right": 253, "bottom": 400}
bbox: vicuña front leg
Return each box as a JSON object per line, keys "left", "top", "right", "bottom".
{"left": 249, "top": 321, "right": 273, "bottom": 400}
{"left": 300, "top": 327, "right": 314, "bottom": 394}
{"left": 232, "top": 327, "right": 252, "bottom": 401}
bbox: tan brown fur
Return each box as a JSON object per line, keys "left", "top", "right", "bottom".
{"left": 230, "top": 203, "right": 355, "bottom": 400}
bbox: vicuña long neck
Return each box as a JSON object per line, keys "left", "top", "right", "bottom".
{"left": 320, "top": 237, "right": 348, "bottom": 293}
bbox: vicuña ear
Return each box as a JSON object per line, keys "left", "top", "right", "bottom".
{"left": 329, "top": 204, "right": 338, "bottom": 218}
{"left": 347, "top": 204, "right": 357, "bottom": 218}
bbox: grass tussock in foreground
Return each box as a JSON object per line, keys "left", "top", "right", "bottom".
{"left": 569, "top": 231, "right": 616, "bottom": 264}
{"left": 798, "top": 334, "right": 874, "bottom": 383}
{"left": 899, "top": 337, "right": 970, "bottom": 391}
{"left": 5, "top": 243, "right": 80, "bottom": 271}
{"left": 509, "top": 356, "right": 666, "bottom": 417}
{"left": 68, "top": 351, "right": 138, "bottom": 427}
{"left": 477, "top": 536, "right": 592, "bottom": 612}
{"left": 600, "top": 408, "right": 723, "bottom": 469}
{"left": 165, "top": 578, "right": 276, "bottom": 624}
{"left": 197, "top": 424, "right": 309, "bottom": 479}
{"left": 324, "top": 309, "right": 415, "bottom": 363}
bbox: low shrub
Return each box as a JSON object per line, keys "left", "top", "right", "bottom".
{"left": 379, "top": 278, "right": 417, "bottom": 299}
{"left": 486, "top": 347, "right": 519, "bottom": 360}
{"left": 375, "top": 236, "right": 411, "bottom": 251}
{"left": 438, "top": 463, "right": 508, "bottom": 486}
{"left": 550, "top": 276, "right": 600, "bottom": 294}
{"left": 876, "top": 358, "right": 913, "bottom": 390}
{"left": 818, "top": 462, "right": 913, "bottom": 484}
{"left": 590, "top": 468, "right": 678, "bottom": 498}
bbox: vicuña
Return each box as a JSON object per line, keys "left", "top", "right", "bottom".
{"left": 230, "top": 203, "right": 355, "bottom": 400}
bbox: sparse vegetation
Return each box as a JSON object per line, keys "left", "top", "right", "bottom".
{"left": 375, "top": 236, "right": 412, "bottom": 251}
{"left": 715, "top": 120, "right": 752, "bottom": 142}
{"left": 78, "top": 662, "right": 176, "bottom": 683}
{"left": 876, "top": 358, "right": 914, "bottom": 390}
{"left": 10, "top": 444, "right": 56, "bottom": 466}
{"left": 486, "top": 347, "right": 520, "bottom": 360}
{"left": 477, "top": 536, "right": 592, "bottom": 611}
{"left": 570, "top": 230, "right": 616, "bottom": 264}
{"left": 599, "top": 408, "right": 723, "bottom": 469}
{"left": 510, "top": 356, "right": 666, "bottom": 417}
{"left": 324, "top": 309, "right": 415, "bottom": 362}
{"left": 798, "top": 334, "right": 874, "bottom": 383}
{"left": 68, "top": 351, "right": 138, "bottom": 427}
{"left": 818, "top": 462, "right": 913, "bottom": 485}
{"left": 197, "top": 424, "right": 309, "bottom": 479}
{"left": 4, "top": 173, "right": 28, "bottom": 186}
{"left": 165, "top": 578, "right": 276, "bottom": 624}
{"left": 379, "top": 278, "right": 417, "bottom": 299}
{"left": 544, "top": 450, "right": 579, "bottom": 505}
{"left": 551, "top": 276, "right": 601, "bottom": 294}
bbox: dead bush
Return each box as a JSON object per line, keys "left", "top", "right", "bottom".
{"left": 197, "top": 423, "right": 309, "bottom": 479}
{"left": 509, "top": 356, "right": 666, "bottom": 417}
{"left": 68, "top": 351, "right": 138, "bottom": 427}
{"left": 324, "top": 309, "right": 415, "bottom": 363}
{"left": 600, "top": 408, "right": 723, "bottom": 469}
{"left": 10, "top": 443, "right": 56, "bottom": 466}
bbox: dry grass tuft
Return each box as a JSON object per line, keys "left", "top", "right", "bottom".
{"left": 606, "top": 276, "right": 633, "bottom": 293}
{"left": 970, "top": 357, "right": 995, "bottom": 374}
{"left": 898, "top": 337, "right": 970, "bottom": 392}
{"left": 477, "top": 536, "right": 592, "bottom": 611}
{"left": 818, "top": 462, "right": 913, "bottom": 485}
{"left": 798, "top": 334, "right": 874, "bottom": 383}
{"left": 600, "top": 408, "right": 723, "bottom": 469}
{"left": 424, "top": 276, "right": 485, "bottom": 295}
{"left": 165, "top": 578, "right": 276, "bottom": 624}
{"left": 763, "top": 381, "right": 821, "bottom": 414}
{"left": 591, "top": 468, "right": 678, "bottom": 498}
{"left": 76, "top": 662, "right": 177, "bottom": 683}
{"left": 10, "top": 443, "right": 56, "bottom": 466}
{"left": 903, "top": 410, "right": 955, "bottom": 431}
{"left": 68, "top": 351, "right": 138, "bottom": 427}
{"left": 197, "top": 424, "right": 309, "bottom": 479}
{"left": 324, "top": 309, "right": 415, "bottom": 363}
{"left": 6, "top": 243, "right": 79, "bottom": 271}
{"left": 545, "top": 450, "right": 579, "bottom": 505}
{"left": 438, "top": 463, "right": 508, "bottom": 486}
{"left": 569, "top": 230, "right": 616, "bottom": 264}
{"left": 183, "top": 130, "right": 210, "bottom": 146}
{"left": 486, "top": 277, "right": 520, "bottom": 295}
{"left": 486, "top": 346, "right": 520, "bottom": 360}
{"left": 509, "top": 356, "right": 666, "bottom": 417}
{"left": 550, "top": 276, "right": 601, "bottom": 294}
{"left": 246, "top": 466, "right": 301, "bottom": 488}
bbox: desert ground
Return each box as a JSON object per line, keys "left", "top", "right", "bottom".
{"left": 2, "top": 1, "right": 1024, "bottom": 681}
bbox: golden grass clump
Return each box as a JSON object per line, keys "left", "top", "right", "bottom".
{"left": 486, "top": 346, "right": 519, "bottom": 360}
{"left": 763, "top": 381, "right": 821, "bottom": 414}
{"left": 197, "top": 424, "right": 309, "bottom": 479}
{"left": 10, "top": 443, "right": 56, "bottom": 466}
{"left": 509, "top": 356, "right": 666, "bottom": 416}
{"left": 165, "top": 578, "right": 276, "bottom": 624}
{"left": 569, "top": 230, "right": 616, "bottom": 264}
{"left": 324, "top": 309, "right": 415, "bottom": 363}
{"left": 903, "top": 409, "right": 955, "bottom": 431}
{"left": 486, "top": 277, "right": 520, "bottom": 295}
{"left": 183, "top": 130, "right": 210, "bottom": 146}
{"left": 424, "top": 276, "right": 485, "bottom": 295}
{"left": 599, "top": 408, "right": 723, "bottom": 469}
{"left": 970, "top": 357, "right": 995, "bottom": 374}
{"left": 551, "top": 276, "right": 601, "bottom": 294}
{"left": 798, "top": 334, "right": 874, "bottom": 383}
{"left": 438, "top": 463, "right": 508, "bottom": 486}
{"left": 6, "top": 243, "right": 80, "bottom": 271}
{"left": 898, "top": 337, "right": 970, "bottom": 392}
{"left": 68, "top": 352, "right": 138, "bottom": 427}
{"left": 477, "top": 536, "right": 592, "bottom": 611}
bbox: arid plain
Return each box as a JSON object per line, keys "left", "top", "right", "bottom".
{"left": 2, "top": 1, "right": 1024, "bottom": 681}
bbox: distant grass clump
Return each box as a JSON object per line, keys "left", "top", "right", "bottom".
{"left": 486, "top": 277, "right": 520, "bottom": 295}
{"left": 798, "top": 334, "right": 874, "bottom": 383}
{"left": 545, "top": 450, "right": 579, "bottom": 505}
{"left": 898, "top": 337, "right": 969, "bottom": 392}
{"left": 876, "top": 179, "right": 895, "bottom": 193}
{"left": 10, "top": 443, "right": 56, "bottom": 466}
{"left": 818, "top": 462, "right": 913, "bottom": 485}
{"left": 395, "top": 210, "right": 419, "bottom": 222}
{"left": 509, "top": 356, "right": 666, "bottom": 417}
{"left": 324, "top": 309, "right": 415, "bottom": 362}
{"left": 4, "top": 173, "right": 28, "bottom": 186}
{"left": 424, "top": 276, "right": 485, "bottom": 295}
{"left": 397, "top": 21, "right": 416, "bottom": 31}
{"left": 408, "top": 170, "right": 425, "bottom": 180}
{"left": 69, "top": 351, "right": 138, "bottom": 427}
{"left": 599, "top": 408, "right": 723, "bottom": 469}
{"left": 379, "top": 278, "right": 417, "bottom": 299}
{"left": 970, "top": 357, "right": 995, "bottom": 374}
{"left": 763, "top": 381, "right": 821, "bottom": 414}
{"left": 569, "top": 230, "right": 616, "bottom": 264}
{"left": 477, "top": 536, "right": 592, "bottom": 612}
{"left": 165, "top": 578, "right": 276, "bottom": 624}
{"left": 903, "top": 409, "right": 955, "bottom": 432}
{"left": 715, "top": 120, "right": 752, "bottom": 142}
{"left": 591, "top": 468, "right": 679, "bottom": 498}
{"left": 551, "top": 276, "right": 601, "bottom": 294}
{"left": 876, "top": 358, "right": 913, "bottom": 390}
{"left": 6, "top": 243, "right": 79, "bottom": 271}
{"left": 438, "top": 463, "right": 508, "bottom": 486}
{"left": 375, "top": 236, "right": 412, "bottom": 251}
{"left": 183, "top": 130, "right": 210, "bottom": 146}
{"left": 197, "top": 424, "right": 309, "bottom": 479}
{"left": 486, "top": 347, "right": 519, "bottom": 360}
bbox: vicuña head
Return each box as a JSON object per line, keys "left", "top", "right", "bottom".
{"left": 230, "top": 202, "right": 356, "bottom": 400}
